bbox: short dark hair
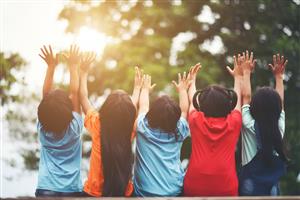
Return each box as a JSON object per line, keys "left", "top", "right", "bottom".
{"left": 37, "top": 89, "right": 73, "bottom": 136}
{"left": 193, "top": 85, "right": 237, "bottom": 117}
{"left": 146, "top": 95, "right": 181, "bottom": 138}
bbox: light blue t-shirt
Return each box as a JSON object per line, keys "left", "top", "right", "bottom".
{"left": 37, "top": 112, "right": 83, "bottom": 192}
{"left": 241, "top": 104, "right": 285, "bottom": 166}
{"left": 133, "top": 113, "right": 190, "bottom": 197}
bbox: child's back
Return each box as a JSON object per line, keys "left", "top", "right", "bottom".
{"left": 36, "top": 45, "right": 83, "bottom": 197}
{"left": 184, "top": 109, "right": 241, "bottom": 196}
{"left": 133, "top": 75, "right": 190, "bottom": 197}
{"left": 134, "top": 97, "right": 189, "bottom": 196}
{"left": 37, "top": 92, "right": 83, "bottom": 193}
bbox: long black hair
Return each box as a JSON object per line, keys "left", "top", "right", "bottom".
{"left": 193, "top": 85, "right": 237, "bottom": 117}
{"left": 250, "top": 87, "right": 288, "bottom": 165}
{"left": 99, "top": 90, "right": 136, "bottom": 196}
{"left": 146, "top": 95, "right": 181, "bottom": 140}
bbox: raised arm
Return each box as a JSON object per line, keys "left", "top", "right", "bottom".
{"left": 79, "top": 52, "right": 96, "bottom": 115}
{"left": 268, "top": 53, "right": 288, "bottom": 109}
{"left": 241, "top": 51, "right": 256, "bottom": 105}
{"left": 187, "top": 63, "right": 201, "bottom": 113}
{"left": 138, "top": 74, "right": 156, "bottom": 115}
{"left": 131, "top": 67, "right": 144, "bottom": 111}
{"left": 172, "top": 72, "right": 191, "bottom": 119}
{"left": 39, "top": 45, "right": 59, "bottom": 98}
{"left": 226, "top": 53, "right": 243, "bottom": 112}
{"left": 64, "top": 45, "right": 81, "bottom": 113}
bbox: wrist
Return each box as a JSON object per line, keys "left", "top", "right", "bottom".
{"left": 275, "top": 74, "right": 284, "bottom": 80}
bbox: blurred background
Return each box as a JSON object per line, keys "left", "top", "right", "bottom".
{"left": 1, "top": 0, "right": 299, "bottom": 197}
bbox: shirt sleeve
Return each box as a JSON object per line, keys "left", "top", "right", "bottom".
{"left": 278, "top": 110, "right": 285, "bottom": 138}
{"left": 84, "top": 109, "right": 100, "bottom": 139}
{"left": 177, "top": 117, "right": 190, "bottom": 141}
{"left": 69, "top": 112, "right": 84, "bottom": 136}
{"left": 242, "top": 104, "right": 255, "bottom": 133}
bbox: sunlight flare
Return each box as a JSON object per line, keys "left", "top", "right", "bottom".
{"left": 76, "top": 26, "right": 109, "bottom": 54}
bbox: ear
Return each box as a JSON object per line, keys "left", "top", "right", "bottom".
{"left": 192, "top": 90, "right": 202, "bottom": 111}
{"left": 227, "top": 89, "right": 237, "bottom": 111}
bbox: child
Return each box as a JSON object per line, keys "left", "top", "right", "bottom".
{"left": 79, "top": 55, "right": 141, "bottom": 196}
{"left": 36, "top": 45, "right": 83, "bottom": 197}
{"left": 183, "top": 59, "right": 243, "bottom": 196}
{"left": 133, "top": 72, "right": 190, "bottom": 196}
{"left": 239, "top": 52, "right": 288, "bottom": 195}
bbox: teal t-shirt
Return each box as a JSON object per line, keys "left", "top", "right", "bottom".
{"left": 37, "top": 112, "right": 83, "bottom": 192}
{"left": 241, "top": 104, "right": 285, "bottom": 166}
{"left": 133, "top": 113, "right": 189, "bottom": 197}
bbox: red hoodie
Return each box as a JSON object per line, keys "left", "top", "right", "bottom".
{"left": 184, "top": 109, "right": 242, "bottom": 196}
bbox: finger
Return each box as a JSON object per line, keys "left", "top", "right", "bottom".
{"left": 40, "top": 48, "right": 47, "bottom": 57}
{"left": 252, "top": 59, "right": 257, "bottom": 68}
{"left": 43, "top": 45, "right": 49, "bottom": 55}
{"left": 273, "top": 55, "right": 276, "bottom": 65}
{"left": 233, "top": 55, "right": 238, "bottom": 67}
{"left": 172, "top": 80, "right": 178, "bottom": 88}
{"left": 195, "top": 63, "right": 201, "bottom": 73}
{"left": 242, "top": 52, "right": 245, "bottom": 60}
{"left": 238, "top": 54, "right": 241, "bottom": 65}
{"left": 183, "top": 71, "right": 186, "bottom": 80}
{"left": 178, "top": 73, "right": 182, "bottom": 82}
{"left": 246, "top": 50, "right": 249, "bottom": 60}
{"left": 268, "top": 64, "right": 274, "bottom": 71}
{"left": 226, "top": 66, "right": 234, "bottom": 76}
{"left": 70, "top": 45, "right": 73, "bottom": 54}
{"left": 151, "top": 84, "right": 156, "bottom": 90}
{"left": 281, "top": 56, "right": 284, "bottom": 65}
{"left": 277, "top": 54, "right": 280, "bottom": 64}
{"left": 283, "top": 60, "right": 288, "bottom": 68}
{"left": 49, "top": 45, "right": 53, "bottom": 57}
{"left": 250, "top": 52, "right": 253, "bottom": 62}
{"left": 39, "top": 54, "right": 46, "bottom": 60}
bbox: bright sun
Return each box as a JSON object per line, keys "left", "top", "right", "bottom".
{"left": 76, "top": 26, "right": 109, "bottom": 54}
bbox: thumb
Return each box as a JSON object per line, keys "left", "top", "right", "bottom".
{"left": 226, "top": 66, "right": 234, "bottom": 76}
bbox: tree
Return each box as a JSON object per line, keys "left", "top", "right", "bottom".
{"left": 59, "top": 0, "right": 300, "bottom": 194}
{"left": 0, "top": 52, "right": 26, "bottom": 105}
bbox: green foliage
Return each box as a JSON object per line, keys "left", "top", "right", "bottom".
{"left": 0, "top": 52, "right": 27, "bottom": 105}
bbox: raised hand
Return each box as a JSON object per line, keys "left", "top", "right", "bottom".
{"left": 226, "top": 54, "right": 243, "bottom": 77}
{"left": 142, "top": 74, "right": 156, "bottom": 90}
{"left": 173, "top": 71, "right": 190, "bottom": 119}
{"left": 63, "top": 44, "right": 81, "bottom": 66}
{"left": 173, "top": 71, "right": 191, "bottom": 91}
{"left": 80, "top": 52, "right": 96, "bottom": 72}
{"left": 134, "top": 66, "right": 144, "bottom": 89}
{"left": 268, "top": 53, "right": 288, "bottom": 78}
{"left": 241, "top": 50, "right": 256, "bottom": 73}
{"left": 39, "top": 45, "right": 59, "bottom": 68}
{"left": 188, "top": 63, "right": 201, "bottom": 83}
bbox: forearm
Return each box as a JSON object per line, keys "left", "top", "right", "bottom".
{"left": 275, "top": 75, "right": 284, "bottom": 108}
{"left": 69, "top": 66, "right": 79, "bottom": 95}
{"left": 69, "top": 66, "right": 81, "bottom": 113}
{"left": 131, "top": 86, "right": 141, "bottom": 110}
{"left": 233, "top": 76, "right": 242, "bottom": 111}
{"left": 188, "top": 81, "right": 196, "bottom": 112}
{"left": 79, "top": 72, "right": 93, "bottom": 114}
{"left": 42, "top": 67, "right": 55, "bottom": 97}
{"left": 242, "top": 71, "right": 251, "bottom": 105}
{"left": 179, "top": 89, "right": 189, "bottom": 119}
{"left": 138, "top": 88, "right": 149, "bottom": 114}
